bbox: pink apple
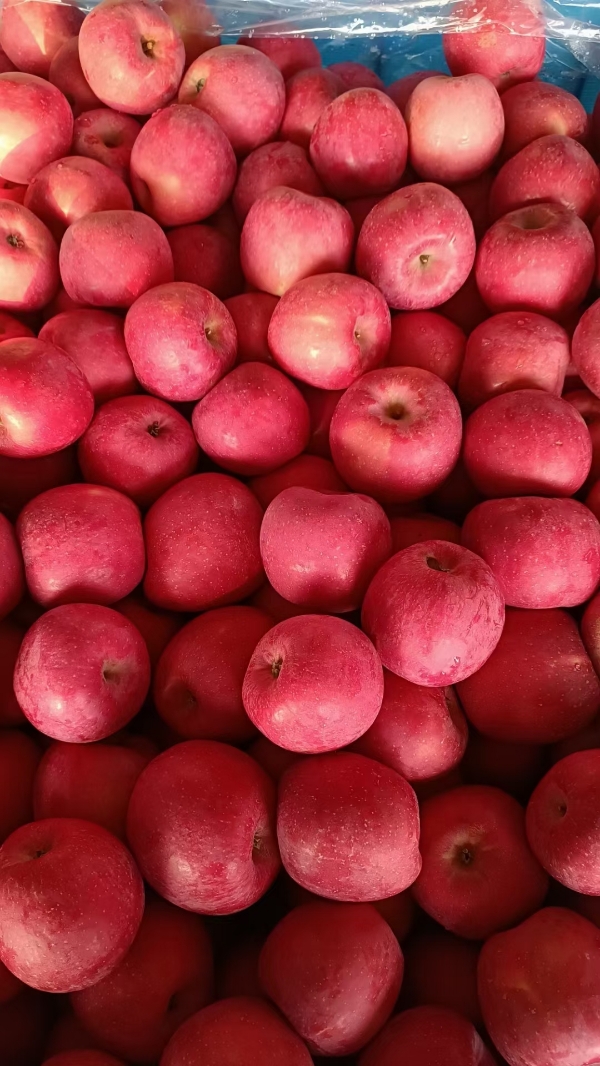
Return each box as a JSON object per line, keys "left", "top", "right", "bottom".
{"left": 224, "top": 292, "right": 277, "bottom": 362}
{"left": 277, "top": 751, "right": 420, "bottom": 900}
{"left": 0, "top": 72, "right": 73, "bottom": 185}
{"left": 78, "top": 394, "right": 198, "bottom": 508}
{"left": 565, "top": 389, "right": 600, "bottom": 485}
{"left": 0, "top": 817, "right": 143, "bottom": 992}
{"left": 457, "top": 607, "right": 600, "bottom": 743}
{"left": 192, "top": 362, "right": 310, "bottom": 475}
{"left": 0, "top": 337, "right": 93, "bottom": 457}
{"left": 0, "top": 447, "right": 78, "bottom": 518}
{"left": 501, "top": 80, "right": 588, "bottom": 159}
{"left": 356, "top": 183, "right": 476, "bottom": 310}
{"left": 0, "top": 200, "right": 59, "bottom": 311}
{"left": 475, "top": 202, "right": 594, "bottom": 316}
{"left": 478, "top": 907, "right": 600, "bottom": 1066}
{"left": 260, "top": 487, "right": 391, "bottom": 613}
{"left": 48, "top": 37, "right": 102, "bottom": 116}
{"left": 60, "top": 210, "right": 174, "bottom": 308}
{"left": 463, "top": 389, "right": 592, "bottom": 497}
{"left": 268, "top": 272, "right": 390, "bottom": 389}
{"left": 0, "top": 513, "right": 23, "bottom": 621}
{"left": 143, "top": 473, "right": 263, "bottom": 611}
{"left": 72, "top": 108, "right": 141, "bottom": 181}
{"left": 39, "top": 309, "right": 137, "bottom": 404}
{"left": 443, "top": 0, "right": 545, "bottom": 90}
{"left": 124, "top": 281, "right": 236, "bottom": 402}
{"left": 328, "top": 61, "right": 384, "bottom": 91}
{"left": 405, "top": 74, "right": 504, "bottom": 184}
{"left": 390, "top": 512, "right": 461, "bottom": 552}
{"left": 490, "top": 134, "right": 599, "bottom": 221}
{"left": 329, "top": 366, "right": 462, "bottom": 503}
{"left": 168, "top": 223, "right": 243, "bottom": 299}
{"left": 0, "top": 730, "right": 40, "bottom": 843}
{"left": 281, "top": 66, "right": 342, "bottom": 149}
{"left": 402, "top": 930, "right": 481, "bottom": 1027}
{"left": 233, "top": 141, "right": 322, "bottom": 222}
{"left": 0, "top": 0, "right": 83, "bottom": 77}
{"left": 240, "top": 185, "right": 354, "bottom": 295}
{"left": 239, "top": 35, "right": 321, "bottom": 79}
{"left": 71, "top": 900, "right": 213, "bottom": 1063}
{"left": 154, "top": 605, "right": 272, "bottom": 743}
{"left": 259, "top": 901, "right": 402, "bottom": 1056}
{"left": 250, "top": 453, "right": 346, "bottom": 507}
{"left": 359, "top": 1005, "right": 495, "bottom": 1066}
{"left": 14, "top": 603, "right": 150, "bottom": 742}
{"left": 352, "top": 671, "right": 467, "bottom": 781}
{"left": 243, "top": 613, "right": 383, "bottom": 752}
{"left": 387, "top": 311, "right": 465, "bottom": 389}
{"left": 160, "top": 996, "right": 313, "bottom": 1066}
{"left": 386, "top": 70, "right": 443, "bottom": 114}
{"left": 572, "top": 297, "right": 600, "bottom": 399}
{"left": 24, "top": 156, "right": 133, "bottom": 241}
{"left": 78, "top": 0, "right": 185, "bottom": 115}
{"left": 462, "top": 496, "right": 600, "bottom": 608}
{"left": 127, "top": 740, "right": 279, "bottom": 913}
{"left": 458, "top": 310, "right": 570, "bottom": 411}
{"left": 178, "top": 44, "right": 285, "bottom": 155}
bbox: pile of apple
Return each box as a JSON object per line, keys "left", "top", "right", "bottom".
{"left": 5, "top": 0, "right": 600, "bottom": 1062}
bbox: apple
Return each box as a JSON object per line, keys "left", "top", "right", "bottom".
{"left": 0, "top": 337, "right": 93, "bottom": 457}
{"left": 161, "top": 0, "right": 219, "bottom": 65}
{"left": 71, "top": 108, "right": 141, "bottom": 181}
{"left": 124, "top": 281, "right": 236, "bottom": 402}
{"left": 500, "top": 80, "right": 588, "bottom": 159}
{"left": 0, "top": 730, "right": 40, "bottom": 843}
{"left": 233, "top": 141, "right": 322, "bottom": 223}
{"left": 571, "top": 297, "right": 600, "bottom": 399}
{"left": 437, "top": 267, "right": 488, "bottom": 334}
{"left": 240, "top": 186, "right": 354, "bottom": 296}
{"left": 60, "top": 209, "right": 174, "bottom": 308}
{"left": 178, "top": 44, "right": 285, "bottom": 156}
{"left": 462, "top": 732, "right": 545, "bottom": 801}
{"left": 443, "top": 0, "right": 545, "bottom": 90}
{"left": 248, "top": 734, "right": 300, "bottom": 781}
{"left": 452, "top": 170, "right": 494, "bottom": 240}
{"left": 0, "top": 72, "right": 73, "bottom": 185}
{"left": 0, "top": 200, "right": 59, "bottom": 311}
{"left": 239, "top": 35, "right": 321, "bottom": 79}
{"left": 463, "top": 389, "right": 592, "bottom": 497}
{"left": 0, "top": 310, "right": 31, "bottom": 342}
{"left": 301, "top": 382, "right": 344, "bottom": 459}
{"left": 0, "top": 513, "right": 23, "bottom": 620}
{"left": 168, "top": 222, "right": 242, "bottom": 300}
{"left": 224, "top": 292, "right": 277, "bottom": 363}
{"left": 461, "top": 496, "right": 600, "bottom": 609}
{"left": 352, "top": 671, "right": 467, "bottom": 782}
{"left": 25, "top": 156, "right": 133, "bottom": 243}
{"left": 192, "top": 362, "right": 310, "bottom": 476}
{"left": 242, "top": 613, "right": 384, "bottom": 753}
{"left": 250, "top": 453, "right": 346, "bottom": 508}
{"left": 478, "top": 907, "right": 600, "bottom": 1066}
{"left": 79, "top": 0, "right": 185, "bottom": 115}
{"left": 0, "top": 620, "right": 25, "bottom": 726}
{"left": 113, "top": 592, "right": 183, "bottom": 668}
{"left": 0, "top": 447, "right": 78, "bottom": 518}
{"left": 154, "top": 605, "right": 273, "bottom": 743}
{"left": 48, "top": 37, "right": 102, "bottom": 116}
{"left": 143, "top": 473, "right": 263, "bottom": 612}
{"left": 402, "top": 929, "right": 481, "bottom": 1027}
{"left": 259, "top": 900, "right": 402, "bottom": 1056}
{"left": 160, "top": 996, "right": 313, "bottom": 1066}
{"left": 281, "top": 66, "right": 342, "bottom": 149}
{"left": 405, "top": 74, "right": 503, "bottom": 184}
{"left": 386, "top": 70, "right": 443, "bottom": 114}
{"left": 277, "top": 751, "right": 421, "bottom": 900}
{"left": 328, "top": 61, "right": 385, "bottom": 91}
{"left": 358, "top": 1005, "right": 495, "bottom": 1066}
{"left": 458, "top": 310, "right": 570, "bottom": 412}
{"left": 475, "top": 202, "right": 595, "bottom": 316}
{"left": 490, "top": 134, "right": 599, "bottom": 221}
{"left": 387, "top": 311, "right": 465, "bottom": 390}
{"left": 0, "top": 0, "right": 83, "bottom": 77}
{"left": 390, "top": 513, "right": 461, "bottom": 552}
{"left": 356, "top": 183, "right": 476, "bottom": 310}
{"left": 127, "top": 740, "right": 280, "bottom": 913}
{"left": 362, "top": 539, "right": 505, "bottom": 687}
{"left": 39, "top": 309, "right": 137, "bottom": 404}
{"left": 329, "top": 366, "right": 462, "bottom": 503}
{"left": 457, "top": 607, "right": 600, "bottom": 743}
{"left": 564, "top": 390, "right": 600, "bottom": 486}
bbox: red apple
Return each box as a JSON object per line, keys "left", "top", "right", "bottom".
{"left": 390, "top": 512, "right": 461, "bottom": 552}
{"left": 224, "top": 292, "right": 277, "bottom": 363}
{"left": 328, "top": 61, "right": 384, "bottom": 91}
{"left": 239, "top": 35, "right": 321, "bottom": 79}
{"left": 462, "top": 496, "right": 600, "bottom": 609}
{"left": 0, "top": 337, "right": 93, "bottom": 457}
{"left": 0, "top": 447, "right": 78, "bottom": 519}
{"left": 127, "top": 740, "right": 280, "bottom": 913}
{"left": 402, "top": 930, "right": 481, "bottom": 1027}
{"left": 143, "top": 473, "right": 263, "bottom": 611}
{"left": 0, "top": 200, "right": 59, "bottom": 311}
{"left": 437, "top": 267, "right": 489, "bottom": 334}
{"left": 281, "top": 66, "right": 342, "bottom": 149}
{"left": 113, "top": 592, "right": 183, "bottom": 668}
{"left": 0, "top": 0, "right": 82, "bottom": 77}
{"left": 329, "top": 366, "right": 462, "bottom": 503}
{"left": 40, "top": 309, "right": 137, "bottom": 403}
{"left": 242, "top": 613, "right": 384, "bottom": 753}
{"left": 0, "top": 513, "right": 23, "bottom": 620}
{"left": 356, "top": 183, "right": 476, "bottom": 310}
{"left": 490, "top": 134, "right": 599, "bottom": 221}
{"left": 168, "top": 222, "right": 243, "bottom": 300}
{"left": 387, "top": 311, "right": 465, "bottom": 389}
{"left": 358, "top": 1005, "right": 495, "bottom": 1066}
{"left": 24, "top": 156, "right": 133, "bottom": 242}
{"left": 233, "top": 141, "right": 322, "bottom": 222}
{"left": 301, "top": 381, "right": 344, "bottom": 459}
{"left": 161, "top": 0, "right": 219, "bottom": 66}
{"left": 60, "top": 209, "right": 174, "bottom": 309}
{"left": 250, "top": 453, "right": 346, "bottom": 508}
{"left": 0, "top": 72, "right": 73, "bottom": 185}
{"left": 78, "top": 394, "right": 198, "bottom": 508}
{"left": 71, "top": 108, "right": 141, "bottom": 182}
{"left": 240, "top": 185, "right": 354, "bottom": 295}
{"left": 457, "top": 607, "right": 600, "bottom": 743}
{"left": 475, "top": 202, "right": 594, "bottom": 316}
{"left": 259, "top": 900, "right": 402, "bottom": 1056}
{"left": 443, "top": 0, "right": 545, "bottom": 90}
{"left": 501, "top": 80, "right": 588, "bottom": 159}
{"left": 0, "top": 310, "right": 32, "bottom": 341}
{"left": 452, "top": 169, "right": 494, "bottom": 240}
{"left": 124, "top": 281, "right": 236, "bottom": 402}
{"left": 458, "top": 310, "right": 570, "bottom": 411}
{"left": 386, "top": 70, "right": 443, "bottom": 114}
{"left": 48, "top": 37, "right": 102, "bottom": 116}
{"left": 154, "top": 605, "right": 273, "bottom": 742}
{"left": 564, "top": 389, "right": 600, "bottom": 486}
{"left": 571, "top": 297, "right": 600, "bottom": 399}
{"left": 178, "top": 44, "right": 285, "bottom": 156}
{"left": 79, "top": 0, "right": 185, "bottom": 115}
{"left": 0, "top": 730, "right": 40, "bottom": 843}
{"left": 160, "top": 996, "right": 313, "bottom": 1066}
{"left": 406, "top": 74, "right": 503, "bottom": 184}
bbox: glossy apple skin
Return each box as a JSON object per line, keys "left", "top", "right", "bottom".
{"left": 79, "top": 0, "right": 185, "bottom": 115}
{"left": 277, "top": 752, "right": 421, "bottom": 901}
{"left": 25, "top": 157, "right": 133, "bottom": 242}
{"left": 0, "top": 0, "right": 82, "bottom": 76}
{"left": 359, "top": 1005, "right": 495, "bottom": 1066}
{"left": 356, "top": 183, "right": 476, "bottom": 310}
{"left": 490, "top": 135, "right": 599, "bottom": 222}
{"left": 71, "top": 899, "right": 213, "bottom": 1064}
{"left": 0, "top": 338, "right": 93, "bottom": 458}
{"left": 462, "top": 496, "right": 600, "bottom": 609}
{"left": 260, "top": 901, "right": 402, "bottom": 1056}
{"left": 281, "top": 66, "right": 342, "bottom": 149}
{"left": 72, "top": 109, "right": 141, "bottom": 181}
{"left": 0, "top": 201, "right": 59, "bottom": 312}
{"left": 0, "top": 72, "right": 73, "bottom": 184}
{"left": 457, "top": 607, "right": 600, "bottom": 744}
{"left": 458, "top": 310, "right": 570, "bottom": 412}
{"left": 242, "top": 614, "right": 384, "bottom": 753}
{"left": 572, "top": 297, "right": 600, "bottom": 400}
{"left": 233, "top": 141, "right": 322, "bottom": 222}
{"left": 160, "top": 996, "right": 313, "bottom": 1066}
{"left": 387, "top": 311, "right": 465, "bottom": 389}
{"left": 40, "top": 310, "right": 137, "bottom": 405}
{"left": 329, "top": 60, "right": 384, "bottom": 91}
{"left": 0, "top": 513, "right": 23, "bottom": 620}
{"left": 442, "top": 0, "right": 545, "bottom": 90}
{"left": 500, "top": 80, "right": 588, "bottom": 160}
{"left": 127, "top": 740, "right": 280, "bottom": 914}
{"left": 0, "top": 730, "right": 40, "bottom": 843}
{"left": 143, "top": 473, "right": 263, "bottom": 612}
{"left": 48, "top": 37, "right": 102, "bottom": 117}
{"left": 362, "top": 539, "right": 505, "bottom": 687}
{"left": 0, "top": 817, "right": 144, "bottom": 993}
{"left": 250, "top": 454, "right": 346, "bottom": 508}
{"left": 478, "top": 908, "right": 600, "bottom": 1066}
{"left": 565, "top": 390, "right": 600, "bottom": 487}
{"left": 14, "top": 603, "right": 151, "bottom": 743}
{"left": 154, "top": 606, "right": 272, "bottom": 743}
